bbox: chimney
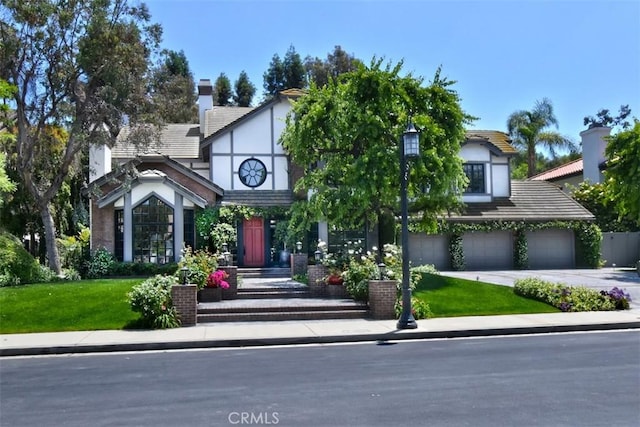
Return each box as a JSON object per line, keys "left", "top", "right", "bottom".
{"left": 198, "top": 79, "right": 213, "bottom": 137}
{"left": 89, "top": 143, "right": 111, "bottom": 183}
{"left": 580, "top": 125, "right": 611, "bottom": 184}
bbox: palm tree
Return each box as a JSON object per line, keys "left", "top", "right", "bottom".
{"left": 507, "top": 98, "right": 575, "bottom": 177}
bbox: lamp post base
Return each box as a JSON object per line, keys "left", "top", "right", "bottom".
{"left": 396, "top": 317, "right": 418, "bottom": 329}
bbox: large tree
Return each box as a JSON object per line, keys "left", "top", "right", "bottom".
{"left": 1, "top": 0, "right": 163, "bottom": 274}
{"left": 149, "top": 49, "right": 198, "bottom": 123}
{"left": 604, "top": 119, "right": 640, "bottom": 226}
{"left": 263, "top": 45, "right": 307, "bottom": 98}
{"left": 281, "top": 59, "right": 472, "bottom": 234}
{"left": 233, "top": 70, "right": 255, "bottom": 107}
{"left": 304, "top": 45, "right": 362, "bottom": 88}
{"left": 507, "top": 98, "right": 575, "bottom": 177}
{"left": 213, "top": 72, "right": 232, "bottom": 106}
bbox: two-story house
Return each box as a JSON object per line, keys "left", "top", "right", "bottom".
{"left": 88, "top": 79, "right": 593, "bottom": 270}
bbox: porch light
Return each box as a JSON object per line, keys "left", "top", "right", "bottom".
{"left": 314, "top": 248, "right": 322, "bottom": 262}
{"left": 378, "top": 262, "right": 386, "bottom": 281}
{"left": 180, "top": 266, "right": 189, "bottom": 286}
{"left": 223, "top": 250, "right": 232, "bottom": 266}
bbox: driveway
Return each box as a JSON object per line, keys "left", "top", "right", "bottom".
{"left": 440, "top": 268, "right": 640, "bottom": 310}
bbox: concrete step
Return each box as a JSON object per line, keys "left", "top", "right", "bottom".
{"left": 197, "top": 309, "right": 370, "bottom": 323}
{"left": 198, "top": 302, "right": 367, "bottom": 315}
{"left": 238, "top": 268, "right": 291, "bottom": 278}
{"left": 237, "top": 288, "right": 310, "bottom": 299}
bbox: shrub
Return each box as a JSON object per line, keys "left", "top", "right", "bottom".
{"left": 342, "top": 253, "right": 379, "bottom": 302}
{"left": 395, "top": 297, "right": 432, "bottom": 320}
{"left": 449, "top": 234, "right": 464, "bottom": 271}
{"left": 411, "top": 264, "right": 439, "bottom": 275}
{"left": 513, "top": 229, "right": 528, "bottom": 270}
{"left": 85, "top": 247, "right": 116, "bottom": 279}
{"left": 128, "top": 275, "right": 180, "bottom": 329}
{"left": 177, "top": 247, "right": 218, "bottom": 289}
{"left": 513, "top": 277, "right": 626, "bottom": 312}
{"left": 0, "top": 230, "right": 41, "bottom": 285}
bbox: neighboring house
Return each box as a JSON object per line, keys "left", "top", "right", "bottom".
{"left": 529, "top": 126, "right": 612, "bottom": 191}
{"left": 88, "top": 79, "right": 594, "bottom": 270}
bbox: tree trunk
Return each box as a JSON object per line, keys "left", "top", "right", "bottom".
{"left": 40, "top": 202, "right": 62, "bottom": 275}
{"left": 527, "top": 143, "right": 536, "bottom": 178}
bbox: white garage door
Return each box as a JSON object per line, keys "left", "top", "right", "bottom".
{"left": 408, "top": 233, "right": 449, "bottom": 270}
{"left": 463, "top": 231, "right": 513, "bottom": 270}
{"left": 526, "top": 229, "right": 575, "bottom": 269}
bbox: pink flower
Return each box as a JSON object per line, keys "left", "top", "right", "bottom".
{"left": 206, "top": 270, "right": 230, "bottom": 289}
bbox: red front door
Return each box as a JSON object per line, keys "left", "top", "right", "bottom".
{"left": 243, "top": 217, "right": 265, "bottom": 267}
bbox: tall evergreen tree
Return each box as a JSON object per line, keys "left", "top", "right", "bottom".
{"left": 263, "top": 53, "right": 285, "bottom": 97}
{"left": 213, "top": 73, "right": 233, "bottom": 106}
{"left": 234, "top": 70, "right": 256, "bottom": 107}
{"left": 150, "top": 49, "right": 198, "bottom": 123}
{"left": 282, "top": 45, "right": 306, "bottom": 90}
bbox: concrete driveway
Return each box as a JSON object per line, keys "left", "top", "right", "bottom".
{"left": 440, "top": 268, "right": 640, "bottom": 310}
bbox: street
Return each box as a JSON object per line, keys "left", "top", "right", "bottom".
{"left": 1, "top": 331, "right": 639, "bottom": 427}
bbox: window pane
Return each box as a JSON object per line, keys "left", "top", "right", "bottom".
{"left": 132, "top": 196, "right": 174, "bottom": 265}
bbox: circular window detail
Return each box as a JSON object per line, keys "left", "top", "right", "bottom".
{"left": 238, "top": 158, "right": 267, "bottom": 188}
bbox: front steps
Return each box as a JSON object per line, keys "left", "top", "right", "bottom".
{"left": 196, "top": 274, "right": 370, "bottom": 323}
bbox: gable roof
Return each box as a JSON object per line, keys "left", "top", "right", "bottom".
{"left": 200, "top": 90, "right": 304, "bottom": 150}
{"left": 112, "top": 124, "right": 200, "bottom": 159}
{"left": 97, "top": 169, "right": 208, "bottom": 209}
{"left": 445, "top": 180, "right": 594, "bottom": 222}
{"left": 464, "top": 130, "right": 518, "bottom": 155}
{"left": 529, "top": 158, "right": 584, "bottom": 181}
{"left": 204, "top": 106, "right": 254, "bottom": 138}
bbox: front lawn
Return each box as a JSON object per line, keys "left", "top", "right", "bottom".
{"left": 0, "top": 279, "right": 144, "bottom": 334}
{"left": 414, "top": 273, "right": 559, "bottom": 317}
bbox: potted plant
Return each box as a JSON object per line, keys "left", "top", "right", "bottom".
{"left": 273, "top": 220, "right": 295, "bottom": 267}
{"left": 199, "top": 270, "right": 230, "bottom": 302}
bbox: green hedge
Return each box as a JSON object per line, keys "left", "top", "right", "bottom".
{"left": 0, "top": 230, "right": 42, "bottom": 285}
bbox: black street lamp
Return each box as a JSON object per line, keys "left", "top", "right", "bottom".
{"left": 397, "top": 121, "right": 419, "bottom": 329}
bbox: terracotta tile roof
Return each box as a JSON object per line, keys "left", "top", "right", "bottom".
{"left": 464, "top": 130, "right": 518, "bottom": 155}
{"left": 204, "top": 106, "right": 254, "bottom": 138}
{"left": 279, "top": 88, "right": 306, "bottom": 97}
{"left": 529, "top": 158, "right": 583, "bottom": 181}
{"left": 445, "top": 180, "right": 594, "bottom": 222}
{"left": 112, "top": 124, "right": 200, "bottom": 159}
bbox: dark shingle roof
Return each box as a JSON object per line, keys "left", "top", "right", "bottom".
{"left": 220, "top": 190, "right": 294, "bottom": 207}
{"left": 464, "top": 130, "right": 518, "bottom": 155}
{"left": 445, "top": 180, "right": 594, "bottom": 222}
{"left": 112, "top": 124, "right": 200, "bottom": 159}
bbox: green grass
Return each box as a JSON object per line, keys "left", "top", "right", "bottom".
{"left": 414, "top": 273, "right": 559, "bottom": 317}
{"left": 0, "top": 279, "right": 144, "bottom": 334}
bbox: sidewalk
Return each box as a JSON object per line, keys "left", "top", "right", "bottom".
{"left": 2, "top": 310, "right": 639, "bottom": 357}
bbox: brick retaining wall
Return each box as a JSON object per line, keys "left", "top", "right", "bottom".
{"left": 171, "top": 285, "right": 197, "bottom": 326}
{"left": 368, "top": 280, "right": 397, "bottom": 320}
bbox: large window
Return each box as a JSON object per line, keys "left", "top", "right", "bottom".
{"left": 114, "top": 209, "right": 124, "bottom": 262}
{"left": 184, "top": 209, "right": 195, "bottom": 251}
{"left": 463, "top": 163, "right": 485, "bottom": 194}
{"left": 133, "top": 196, "right": 174, "bottom": 264}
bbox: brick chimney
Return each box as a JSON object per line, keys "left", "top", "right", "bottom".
{"left": 198, "top": 79, "right": 213, "bottom": 137}
{"left": 580, "top": 125, "right": 611, "bottom": 184}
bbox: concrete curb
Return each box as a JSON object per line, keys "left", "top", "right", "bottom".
{"left": 2, "top": 320, "right": 638, "bottom": 357}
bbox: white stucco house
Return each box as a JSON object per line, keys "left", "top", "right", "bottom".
{"left": 88, "top": 79, "right": 594, "bottom": 270}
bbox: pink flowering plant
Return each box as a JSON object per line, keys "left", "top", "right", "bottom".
{"left": 206, "top": 269, "right": 230, "bottom": 289}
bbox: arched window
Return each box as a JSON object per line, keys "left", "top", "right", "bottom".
{"left": 133, "top": 196, "right": 174, "bottom": 264}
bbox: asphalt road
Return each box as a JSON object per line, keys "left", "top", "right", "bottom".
{"left": 1, "top": 331, "right": 639, "bottom": 427}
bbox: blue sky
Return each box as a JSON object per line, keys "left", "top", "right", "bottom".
{"left": 146, "top": 0, "right": 640, "bottom": 144}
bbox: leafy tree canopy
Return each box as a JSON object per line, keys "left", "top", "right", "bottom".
{"left": 584, "top": 105, "right": 631, "bottom": 130}
{"left": 570, "top": 182, "right": 638, "bottom": 232}
{"left": 281, "top": 58, "right": 473, "bottom": 233}
{"left": 304, "top": 45, "right": 363, "bottom": 88}
{"left": 0, "top": 0, "right": 164, "bottom": 273}
{"left": 604, "top": 119, "right": 640, "bottom": 226}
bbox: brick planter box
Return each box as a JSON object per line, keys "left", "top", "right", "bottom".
{"left": 327, "top": 284, "right": 349, "bottom": 298}
{"left": 307, "top": 264, "right": 328, "bottom": 297}
{"left": 171, "top": 284, "right": 197, "bottom": 326}
{"left": 368, "top": 280, "right": 398, "bottom": 320}
{"left": 220, "top": 266, "right": 238, "bottom": 299}
{"left": 198, "top": 287, "right": 222, "bottom": 302}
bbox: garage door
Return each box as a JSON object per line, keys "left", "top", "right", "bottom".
{"left": 408, "top": 233, "right": 449, "bottom": 270}
{"left": 526, "top": 229, "right": 574, "bottom": 269}
{"left": 463, "top": 231, "right": 513, "bottom": 270}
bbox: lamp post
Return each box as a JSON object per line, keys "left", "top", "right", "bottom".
{"left": 397, "top": 121, "right": 419, "bottom": 329}
{"left": 377, "top": 262, "right": 386, "bottom": 281}
{"left": 296, "top": 241, "right": 303, "bottom": 254}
